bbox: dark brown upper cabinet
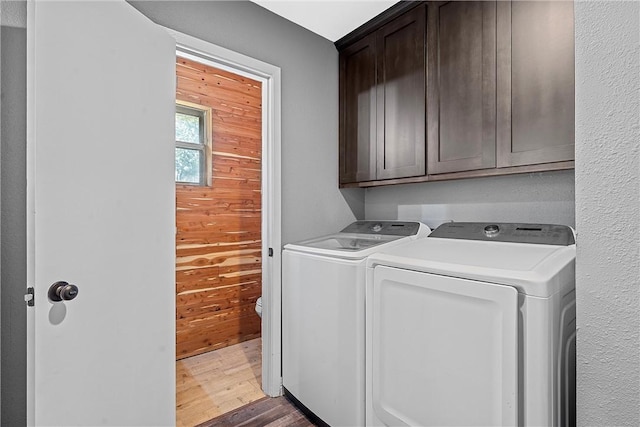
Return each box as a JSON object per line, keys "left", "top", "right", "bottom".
{"left": 497, "top": 0, "right": 575, "bottom": 167}
{"left": 427, "top": 1, "right": 497, "bottom": 174}
{"left": 337, "top": 1, "right": 574, "bottom": 187}
{"left": 339, "top": 35, "right": 377, "bottom": 183}
{"left": 339, "top": 3, "right": 426, "bottom": 185}
{"left": 376, "top": 5, "right": 427, "bottom": 180}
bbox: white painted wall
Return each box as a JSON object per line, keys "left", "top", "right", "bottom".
{"left": 575, "top": 2, "right": 640, "bottom": 425}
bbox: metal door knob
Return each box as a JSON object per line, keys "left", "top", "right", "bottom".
{"left": 48, "top": 281, "right": 79, "bottom": 302}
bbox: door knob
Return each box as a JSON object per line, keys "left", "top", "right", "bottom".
{"left": 48, "top": 281, "right": 79, "bottom": 302}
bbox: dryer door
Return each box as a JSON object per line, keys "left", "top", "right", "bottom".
{"left": 369, "top": 266, "right": 518, "bottom": 426}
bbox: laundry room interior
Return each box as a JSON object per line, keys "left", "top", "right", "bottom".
{"left": 0, "top": 1, "right": 637, "bottom": 427}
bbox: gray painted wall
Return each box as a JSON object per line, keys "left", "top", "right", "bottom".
{"left": 1, "top": 24, "right": 27, "bottom": 427}
{"left": 129, "top": 0, "right": 365, "bottom": 243}
{"left": 0, "top": 17, "right": 2, "bottom": 418}
{"left": 365, "top": 170, "right": 575, "bottom": 227}
{"left": 575, "top": 2, "right": 640, "bottom": 425}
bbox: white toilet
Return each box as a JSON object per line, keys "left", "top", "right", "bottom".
{"left": 255, "top": 296, "right": 262, "bottom": 318}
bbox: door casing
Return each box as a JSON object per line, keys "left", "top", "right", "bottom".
{"left": 169, "top": 28, "right": 283, "bottom": 397}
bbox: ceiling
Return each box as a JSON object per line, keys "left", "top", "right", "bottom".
{"left": 251, "top": 1, "right": 400, "bottom": 42}
{"left": 0, "top": 1, "right": 399, "bottom": 39}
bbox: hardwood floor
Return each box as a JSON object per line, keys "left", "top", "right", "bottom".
{"left": 176, "top": 338, "right": 266, "bottom": 427}
{"left": 197, "top": 396, "right": 317, "bottom": 427}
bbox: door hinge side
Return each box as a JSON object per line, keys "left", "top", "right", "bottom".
{"left": 25, "top": 287, "right": 35, "bottom": 307}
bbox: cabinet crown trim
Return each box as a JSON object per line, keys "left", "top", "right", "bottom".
{"left": 334, "top": 1, "right": 423, "bottom": 50}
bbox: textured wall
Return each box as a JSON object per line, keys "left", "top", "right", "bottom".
{"left": 575, "top": 2, "right": 640, "bottom": 425}
{"left": 0, "top": 1, "right": 26, "bottom": 27}
{"left": 129, "top": 0, "right": 364, "bottom": 243}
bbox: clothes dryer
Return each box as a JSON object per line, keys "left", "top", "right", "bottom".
{"left": 366, "top": 222, "right": 576, "bottom": 427}
{"left": 283, "top": 221, "right": 430, "bottom": 427}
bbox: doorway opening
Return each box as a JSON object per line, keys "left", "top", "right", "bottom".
{"left": 168, "top": 28, "right": 283, "bottom": 425}
{"left": 174, "top": 55, "right": 266, "bottom": 426}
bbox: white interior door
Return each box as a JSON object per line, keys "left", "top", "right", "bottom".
{"left": 27, "top": 1, "right": 176, "bottom": 425}
{"left": 370, "top": 266, "right": 518, "bottom": 426}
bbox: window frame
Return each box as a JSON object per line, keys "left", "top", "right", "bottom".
{"left": 175, "top": 101, "right": 212, "bottom": 186}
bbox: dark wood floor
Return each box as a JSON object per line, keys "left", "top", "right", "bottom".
{"left": 197, "top": 396, "right": 318, "bottom": 427}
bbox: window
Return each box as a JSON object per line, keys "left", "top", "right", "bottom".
{"left": 175, "top": 103, "right": 211, "bottom": 185}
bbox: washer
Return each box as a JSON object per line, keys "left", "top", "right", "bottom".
{"left": 366, "top": 222, "right": 576, "bottom": 427}
{"left": 283, "top": 221, "right": 430, "bottom": 427}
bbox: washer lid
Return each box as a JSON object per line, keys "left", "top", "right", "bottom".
{"left": 285, "top": 233, "right": 407, "bottom": 259}
{"left": 367, "top": 237, "right": 575, "bottom": 297}
{"left": 284, "top": 221, "right": 430, "bottom": 259}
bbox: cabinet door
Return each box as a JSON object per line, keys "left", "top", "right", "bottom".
{"left": 339, "top": 34, "right": 377, "bottom": 184}
{"left": 497, "top": 1, "right": 575, "bottom": 167}
{"left": 427, "top": 1, "right": 497, "bottom": 174}
{"left": 376, "top": 4, "right": 426, "bottom": 180}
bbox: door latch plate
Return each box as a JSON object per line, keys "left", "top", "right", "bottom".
{"left": 25, "top": 287, "right": 35, "bottom": 307}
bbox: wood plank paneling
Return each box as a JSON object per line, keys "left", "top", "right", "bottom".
{"left": 176, "top": 57, "right": 262, "bottom": 360}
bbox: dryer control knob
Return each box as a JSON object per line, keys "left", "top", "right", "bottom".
{"left": 484, "top": 224, "right": 500, "bottom": 237}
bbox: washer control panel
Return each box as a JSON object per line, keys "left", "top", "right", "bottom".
{"left": 430, "top": 222, "right": 575, "bottom": 245}
{"left": 483, "top": 224, "right": 500, "bottom": 237}
{"left": 341, "top": 221, "right": 422, "bottom": 237}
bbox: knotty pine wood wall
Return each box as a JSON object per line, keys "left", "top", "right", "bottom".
{"left": 176, "top": 57, "right": 262, "bottom": 360}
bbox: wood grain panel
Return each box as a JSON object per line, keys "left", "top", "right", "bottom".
{"left": 176, "top": 57, "right": 262, "bottom": 360}
{"left": 177, "top": 269, "right": 261, "bottom": 296}
{"left": 339, "top": 34, "right": 377, "bottom": 184}
{"left": 176, "top": 284, "right": 261, "bottom": 320}
{"left": 497, "top": 1, "right": 575, "bottom": 167}
{"left": 376, "top": 4, "right": 426, "bottom": 180}
{"left": 177, "top": 316, "right": 262, "bottom": 359}
{"left": 427, "top": 1, "right": 497, "bottom": 174}
{"left": 339, "top": 160, "right": 574, "bottom": 188}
